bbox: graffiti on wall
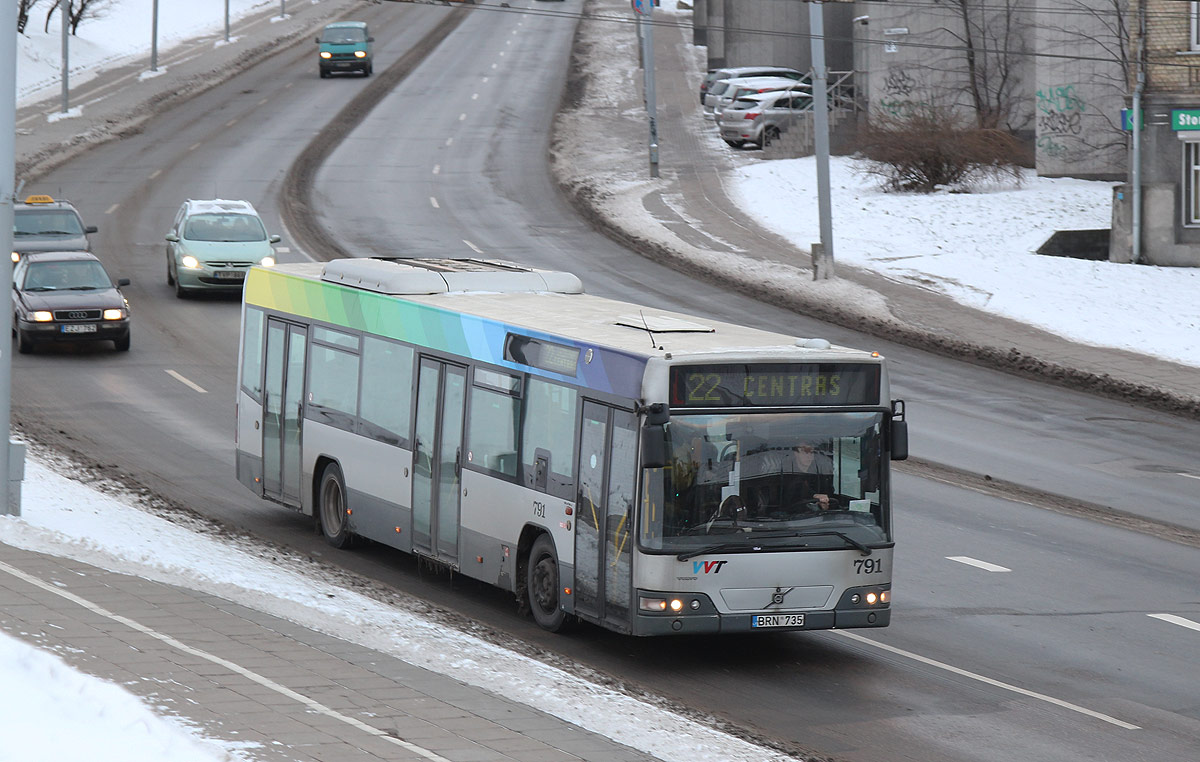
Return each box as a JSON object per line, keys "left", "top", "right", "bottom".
{"left": 1035, "top": 84, "right": 1086, "bottom": 163}
{"left": 878, "top": 68, "right": 926, "bottom": 118}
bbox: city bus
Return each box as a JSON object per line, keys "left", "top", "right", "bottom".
{"left": 235, "top": 257, "right": 908, "bottom": 635}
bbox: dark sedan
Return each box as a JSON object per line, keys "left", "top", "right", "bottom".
{"left": 12, "top": 251, "right": 131, "bottom": 353}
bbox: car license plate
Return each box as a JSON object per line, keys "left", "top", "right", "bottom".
{"left": 62, "top": 324, "right": 96, "bottom": 334}
{"left": 751, "top": 613, "right": 804, "bottom": 628}
{"left": 215, "top": 271, "right": 245, "bottom": 280}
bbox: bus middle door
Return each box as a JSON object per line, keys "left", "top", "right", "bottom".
{"left": 412, "top": 358, "right": 467, "bottom": 565}
{"left": 262, "top": 318, "right": 307, "bottom": 507}
{"left": 574, "top": 402, "right": 637, "bottom": 630}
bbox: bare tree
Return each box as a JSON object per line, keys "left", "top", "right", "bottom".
{"left": 18, "top": 0, "right": 43, "bottom": 34}
{"left": 43, "top": 0, "right": 110, "bottom": 35}
{"left": 937, "top": 0, "right": 1032, "bottom": 132}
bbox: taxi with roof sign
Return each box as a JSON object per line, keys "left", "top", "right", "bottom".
{"left": 12, "top": 194, "right": 97, "bottom": 262}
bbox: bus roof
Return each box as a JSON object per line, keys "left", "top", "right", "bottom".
{"left": 245, "top": 259, "right": 881, "bottom": 387}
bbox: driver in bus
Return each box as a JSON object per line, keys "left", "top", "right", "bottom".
{"left": 783, "top": 443, "right": 836, "bottom": 511}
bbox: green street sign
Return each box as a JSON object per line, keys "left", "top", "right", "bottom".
{"left": 1171, "top": 109, "right": 1200, "bottom": 130}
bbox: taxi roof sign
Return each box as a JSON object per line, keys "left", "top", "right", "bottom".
{"left": 23, "top": 194, "right": 55, "bottom": 204}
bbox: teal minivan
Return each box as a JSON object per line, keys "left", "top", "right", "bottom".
{"left": 317, "top": 21, "right": 373, "bottom": 78}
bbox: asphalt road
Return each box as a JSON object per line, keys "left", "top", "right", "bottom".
{"left": 11, "top": 2, "right": 1200, "bottom": 761}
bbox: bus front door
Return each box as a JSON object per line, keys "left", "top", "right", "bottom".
{"left": 262, "top": 319, "right": 307, "bottom": 507}
{"left": 412, "top": 358, "right": 467, "bottom": 564}
{"left": 574, "top": 402, "right": 636, "bottom": 630}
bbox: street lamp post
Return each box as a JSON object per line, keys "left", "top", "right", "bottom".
{"left": 225, "top": 0, "right": 231, "bottom": 44}
{"left": 60, "top": 0, "right": 69, "bottom": 112}
{"left": 808, "top": 1, "right": 835, "bottom": 280}
{"left": 151, "top": 0, "right": 159, "bottom": 72}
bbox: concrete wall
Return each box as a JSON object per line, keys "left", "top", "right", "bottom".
{"left": 697, "top": 0, "right": 854, "bottom": 72}
{"left": 1034, "top": 0, "right": 1128, "bottom": 179}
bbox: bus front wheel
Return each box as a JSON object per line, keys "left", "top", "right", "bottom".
{"left": 527, "top": 534, "right": 571, "bottom": 632}
{"left": 318, "top": 463, "right": 354, "bottom": 549}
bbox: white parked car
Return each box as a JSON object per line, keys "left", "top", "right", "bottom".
{"left": 708, "top": 76, "right": 807, "bottom": 123}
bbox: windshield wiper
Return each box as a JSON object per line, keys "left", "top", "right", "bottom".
{"left": 66, "top": 285, "right": 100, "bottom": 290}
{"left": 677, "top": 530, "right": 874, "bottom": 561}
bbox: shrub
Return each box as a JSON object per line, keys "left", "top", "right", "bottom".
{"left": 854, "top": 105, "right": 1024, "bottom": 193}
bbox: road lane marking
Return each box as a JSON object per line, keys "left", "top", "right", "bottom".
{"left": 491, "top": 63, "right": 497, "bottom": 69}
{"left": 1176, "top": 472, "right": 1200, "bottom": 481}
{"left": 834, "top": 631, "right": 1140, "bottom": 729}
{"left": 165, "top": 370, "right": 207, "bottom": 394}
{"left": 947, "top": 556, "right": 1010, "bottom": 572}
{"left": 1148, "top": 613, "right": 1200, "bottom": 632}
{"left": 225, "top": 118, "right": 238, "bottom": 127}
{"left": 104, "top": 204, "right": 119, "bottom": 215}
{"left": 432, "top": 165, "right": 440, "bottom": 175}
{"left": 445, "top": 137, "right": 453, "bottom": 147}
{"left": 430, "top": 197, "right": 440, "bottom": 209}
{"left": 188, "top": 142, "right": 201, "bottom": 151}
{"left": 149, "top": 169, "right": 162, "bottom": 179}
{"left": 472, "top": 93, "right": 479, "bottom": 100}
{"left": 258, "top": 97, "right": 268, "bottom": 106}
{"left": 463, "top": 240, "right": 483, "bottom": 254}
{"left": 0, "top": 561, "right": 455, "bottom": 762}
{"left": 482, "top": 76, "right": 489, "bottom": 83}
{"left": 458, "top": 113, "right": 466, "bottom": 121}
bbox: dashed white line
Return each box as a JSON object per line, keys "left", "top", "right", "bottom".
{"left": 104, "top": 204, "right": 119, "bottom": 215}
{"left": 0, "top": 561, "right": 455, "bottom": 762}
{"left": 432, "top": 165, "right": 440, "bottom": 175}
{"left": 225, "top": 118, "right": 238, "bottom": 127}
{"left": 149, "top": 169, "right": 162, "bottom": 179}
{"left": 165, "top": 370, "right": 207, "bottom": 394}
{"left": 491, "top": 63, "right": 498, "bottom": 69}
{"left": 1148, "top": 613, "right": 1200, "bottom": 632}
{"left": 463, "top": 240, "right": 483, "bottom": 254}
{"left": 472, "top": 93, "right": 479, "bottom": 100}
{"left": 1175, "top": 472, "right": 1200, "bottom": 481}
{"left": 946, "top": 556, "right": 1010, "bottom": 572}
{"left": 258, "top": 97, "right": 268, "bottom": 106}
{"left": 445, "top": 137, "right": 453, "bottom": 147}
{"left": 458, "top": 113, "right": 466, "bottom": 122}
{"left": 482, "top": 76, "right": 489, "bottom": 83}
{"left": 835, "top": 631, "right": 1140, "bottom": 729}
{"left": 430, "top": 197, "right": 440, "bottom": 209}
{"left": 188, "top": 142, "right": 201, "bottom": 151}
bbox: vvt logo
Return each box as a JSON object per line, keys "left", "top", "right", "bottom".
{"left": 693, "top": 560, "right": 728, "bottom": 574}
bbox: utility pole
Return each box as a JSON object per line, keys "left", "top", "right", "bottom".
{"left": 150, "top": 0, "right": 159, "bottom": 72}
{"left": 225, "top": 0, "right": 231, "bottom": 44}
{"left": 633, "top": 0, "right": 659, "bottom": 178}
{"left": 2, "top": 0, "right": 25, "bottom": 515}
{"left": 60, "top": 0, "right": 69, "bottom": 113}
{"left": 808, "top": 1, "right": 834, "bottom": 279}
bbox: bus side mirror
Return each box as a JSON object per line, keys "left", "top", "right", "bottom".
{"left": 641, "top": 425, "right": 668, "bottom": 469}
{"left": 890, "top": 420, "right": 908, "bottom": 461}
{"left": 890, "top": 398, "right": 908, "bottom": 461}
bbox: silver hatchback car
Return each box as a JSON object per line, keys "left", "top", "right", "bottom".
{"left": 707, "top": 76, "right": 806, "bottom": 123}
{"left": 717, "top": 88, "right": 813, "bottom": 148}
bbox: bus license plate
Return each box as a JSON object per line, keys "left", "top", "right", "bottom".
{"left": 752, "top": 613, "right": 804, "bottom": 628}
{"left": 62, "top": 324, "right": 96, "bottom": 334}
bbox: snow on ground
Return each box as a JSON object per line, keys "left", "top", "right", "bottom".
{"left": 0, "top": 455, "right": 790, "bottom": 762}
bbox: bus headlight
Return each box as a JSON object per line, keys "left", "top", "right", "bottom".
{"left": 32, "top": 311, "right": 53, "bottom": 322}
{"left": 102, "top": 309, "right": 124, "bottom": 321}
{"left": 639, "top": 596, "right": 686, "bottom": 613}
{"left": 181, "top": 255, "right": 200, "bottom": 269}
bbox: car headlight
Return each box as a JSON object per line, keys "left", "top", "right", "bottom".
{"left": 260, "top": 256, "right": 276, "bottom": 267}
{"left": 354, "top": 50, "right": 366, "bottom": 58}
{"left": 180, "top": 255, "right": 200, "bottom": 269}
{"left": 32, "top": 311, "right": 53, "bottom": 322}
{"left": 319, "top": 51, "right": 332, "bottom": 59}
{"left": 102, "top": 309, "right": 124, "bottom": 321}
{"left": 10, "top": 252, "right": 19, "bottom": 263}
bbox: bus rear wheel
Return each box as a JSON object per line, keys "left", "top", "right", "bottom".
{"left": 527, "top": 534, "right": 571, "bottom": 632}
{"left": 318, "top": 463, "right": 354, "bottom": 548}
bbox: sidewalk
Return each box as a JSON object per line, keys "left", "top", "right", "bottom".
{"left": 550, "top": 0, "right": 1200, "bottom": 418}
{"left": 0, "top": 542, "right": 660, "bottom": 762}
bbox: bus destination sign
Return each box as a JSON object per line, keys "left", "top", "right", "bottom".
{"left": 669, "top": 363, "right": 881, "bottom": 408}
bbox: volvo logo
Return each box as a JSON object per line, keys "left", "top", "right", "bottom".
{"left": 67, "top": 311, "right": 88, "bottom": 320}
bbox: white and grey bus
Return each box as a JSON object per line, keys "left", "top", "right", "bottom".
{"left": 236, "top": 257, "right": 908, "bottom": 635}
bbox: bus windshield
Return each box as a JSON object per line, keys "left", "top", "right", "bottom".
{"left": 640, "top": 410, "right": 890, "bottom": 552}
